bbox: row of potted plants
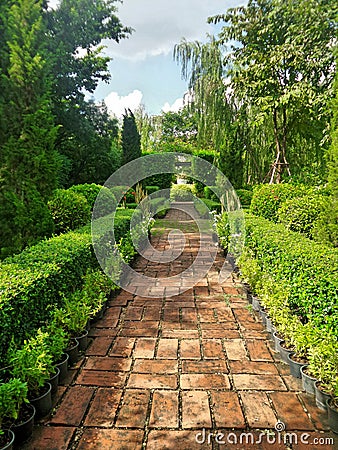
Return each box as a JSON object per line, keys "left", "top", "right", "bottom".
{"left": 0, "top": 269, "right": 114, "bottom": 449}
{"left": 249, "top": 291, "right": 338, "bottom": 434}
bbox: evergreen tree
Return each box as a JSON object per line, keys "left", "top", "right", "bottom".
{"left": 122, "top": 109, "right": 141, "bottom": 165}
{"left": 0, "top": 0, "right": 58, "bottom": 258}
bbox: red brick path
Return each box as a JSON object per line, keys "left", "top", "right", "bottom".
{"left": 24, "top": 209, "right": 335, "bottom": 450}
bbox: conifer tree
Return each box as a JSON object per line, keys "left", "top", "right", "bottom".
{"left": 122, "top": 109, "right": 141, "bottom": 165}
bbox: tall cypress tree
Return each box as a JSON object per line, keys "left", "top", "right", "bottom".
{"left": 122, "top": 109, "right": 141, "bottom": 165}
{"left": 0, "top": 0, "right": 59, "bottom": 258}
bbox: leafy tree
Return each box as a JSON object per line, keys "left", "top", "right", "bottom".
{"left": 209, "top": 0, "right": 337, "bottom": 182}
{"left": 122, "top": 109, "right": 141, "bottom": 165}
{"left": 45, "top": 0, "right": 131, "bottom": 186}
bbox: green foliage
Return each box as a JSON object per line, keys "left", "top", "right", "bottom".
{"left": 213, "top": 212, "right": 230, "bottom": 249}
{"left": 243, "top": 214, "right": 338, "bottom": 329}
{"left": 278, "top": 194, "right": 325, "bottom": 238}
{"left": 48, "top": 189, "right": 91, "bottom": 233}
{"left": 236, "top": 189, "right": 253, "bottom": 208}
{"left": 203, "top": 186, "right": 218, "bottom": 201}
{"left": 146, "top": 186, "right": 160, "bottom": 194}
{"left": 0, "top": 228, "right": 97, "bottom": 366}
{"left": 43, "top": 320, "right": 68, "bottom": 364}
{"left": 69, "top": 183, "right": 117, "bottom": 217}
{"left": 141, "top": 151, "right": 174, "bottom": 190}
{"left": 250, "top": 183, "right": 309, "bottom": 222}
{"left": 170, "top": 184, "right": 197, "bottom": 201}
{"left": 68, "top": 184, "right": 102, "bottom": 209}
{"left": 239, "top": 221, "right": 338, "bottom": 383}
{"left": 54, "top": 292, "right": 91, "bottom": 337}
{"left": 122, "top": 109, "right": 141, "bottom": 165}
{"left": 9, "top": 330, "right": 53, "bottom": 395}
{"left": 195, "top": 198, "right": 221, "bottom": 217}
{"left": 0, "top": 378, "right": 28, "bottom": 429}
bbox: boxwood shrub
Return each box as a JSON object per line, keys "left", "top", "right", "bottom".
{"left": 0, "top": 209, "right": 133, "bottom": 366}
{"left": 69, "top": 183, "right": 117, "bottom": 217}
{"left": 47, "top": 189, "right": 91, "bottom": 234}
{"left": 243, "top": 215, "right": 338, "bottom": 330}
{"left": 170, "top": 184, "right": 197, "bottom": 201}
{"left": 278, "top": 194, "right": 325, "bottom": 239}
{"left": 236, "top": 189, "right": 253, "bottom": 208}
{"left": 250, "top": 183, "right": 310, "bottom": 222}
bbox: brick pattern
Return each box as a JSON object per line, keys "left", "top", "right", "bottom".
{"left": 26, "top": 208, "right": 334, "bottom": 450}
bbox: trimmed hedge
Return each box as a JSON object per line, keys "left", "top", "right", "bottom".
{"left": 194, "top": 198, "right": 221, "bottom": 217}
{"left": 170, "top": 184, "right": 197, "bottom": 201}
{"left": 250, "top": 183, "right": 310, "bottom": 222}
{"left": 236, "top": 189, "right": 253, "bottom": 208}
{"left": 47, "top": 189, "right": 90, "bottom": 234}
{"left": 243, "top": 215, "right": 338, "bottom": 330}
{"left": 278, "top": 194, "right": 325, "bottom": 239}
{"left": 0, "top": 209, "right": 133, "bottom": 366}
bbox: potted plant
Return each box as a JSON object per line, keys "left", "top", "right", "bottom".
{"left": 213, "top": 212, "right": 230, "bottom": 256}
{"left": 54, "top": 292, "right": 91, "bottom": 359}
{"left": 308, "top": 336, "right": 338, "bottom": 410}
{"left": 8, "top": 331, "right": 53, "bottom": 418}
{"left": 286, "top": 322, "right": 312, "bottom": 378}
{"left": 45, "top": 319, "right": 69, "bottom": 384}
{"left": 326, "top": 378, "right": 338, "bottom": 434}
{"left": 0, "top": 379, "right": 29, "bottom": 449}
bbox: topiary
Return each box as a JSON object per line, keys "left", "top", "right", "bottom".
{"left": 250, "top": 183, "right": 309, "bottom": 222}
{"left": 278, "top": 194, "right": 326, "bottom": 239}
{"left": 170, "top": 184, "right": 197, "bottom": 201}
{"left": 68, "top": 184, "right": 102, "bottom": 210}
{"left": 48, "top": 189, "right": 91, "bottom": 234}
{"left": 236, "top": 189, "right": 253, "bottom": 208}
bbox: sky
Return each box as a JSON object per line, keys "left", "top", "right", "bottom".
{"left": 49, "top": 0, "right": 245, "bottom": 117}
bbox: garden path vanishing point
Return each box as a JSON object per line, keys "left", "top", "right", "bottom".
{"left": 25, "top": 208, "right": 335, "bottom": 450}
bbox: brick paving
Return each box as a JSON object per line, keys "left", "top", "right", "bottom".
{"left": 24, "top": 208, "right": 335, "bottom": 450}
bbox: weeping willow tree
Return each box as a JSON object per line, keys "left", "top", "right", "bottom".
{"left": 174, "top": 37, "right": 246, "bottom": 188}
{"left": 174, "top": 0, "right": 336, "bottom": 186}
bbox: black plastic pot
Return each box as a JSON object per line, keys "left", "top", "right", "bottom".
{"left": 315, "top": 380, "right": 331, "bottom": 411}
{"left": 265, "top": 317, "right": 273, "bottom": 333}
{"left": 300, "top": 365, "right": 317, "bottom": 395}
{"left": 76, "top": 330, "right": 89, "bottom": 352}
{"left": 252, "top": 296, "right": 260, "bottom": 311}
{"left": 29, "top": 382, "right": 52, "bottom": 418}
{"left": 0, "top": 430, "right": 15, "bottom": 450}
{"left": 287, "top": 352, "right": 307, "bottom": 379}
{"left": 326, "top": 398, "right": 338, "bottom": 434}
{"left": 55, "top": 353, "right": 69, "bottom": 383}
{"left": 278, "top": 341, "right": 294, "bottom": 364}
{"left": 66, "top": 339, "right": 79, "bottom": 366}
{"left": 48, "top": 366, "right": 60, "bottom": 396}
{"left": 12, "top": 403, "right": 35, "bottom": 444}
{"left": 273, "top": 332, "right": 284, "bottom": 353}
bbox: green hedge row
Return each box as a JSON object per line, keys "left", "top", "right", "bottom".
{"left": 0, "top": 209, "right": 133, "bottom": 366}
{"left": 244, "top": 215, "right": 338, "bottom": 330}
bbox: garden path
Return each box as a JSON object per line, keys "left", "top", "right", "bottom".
{"left": 25, "top": 208, "right": 334, "bottom": 450}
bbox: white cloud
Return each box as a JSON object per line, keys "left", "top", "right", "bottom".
{"left": 104, "top": 89, "right": 143, "bottom": 118}
{"left": 162, "top": 97, "right": 184, "bottom": 113}
{"left": 105, "top": 0, "right": 240, "bottom": 61}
